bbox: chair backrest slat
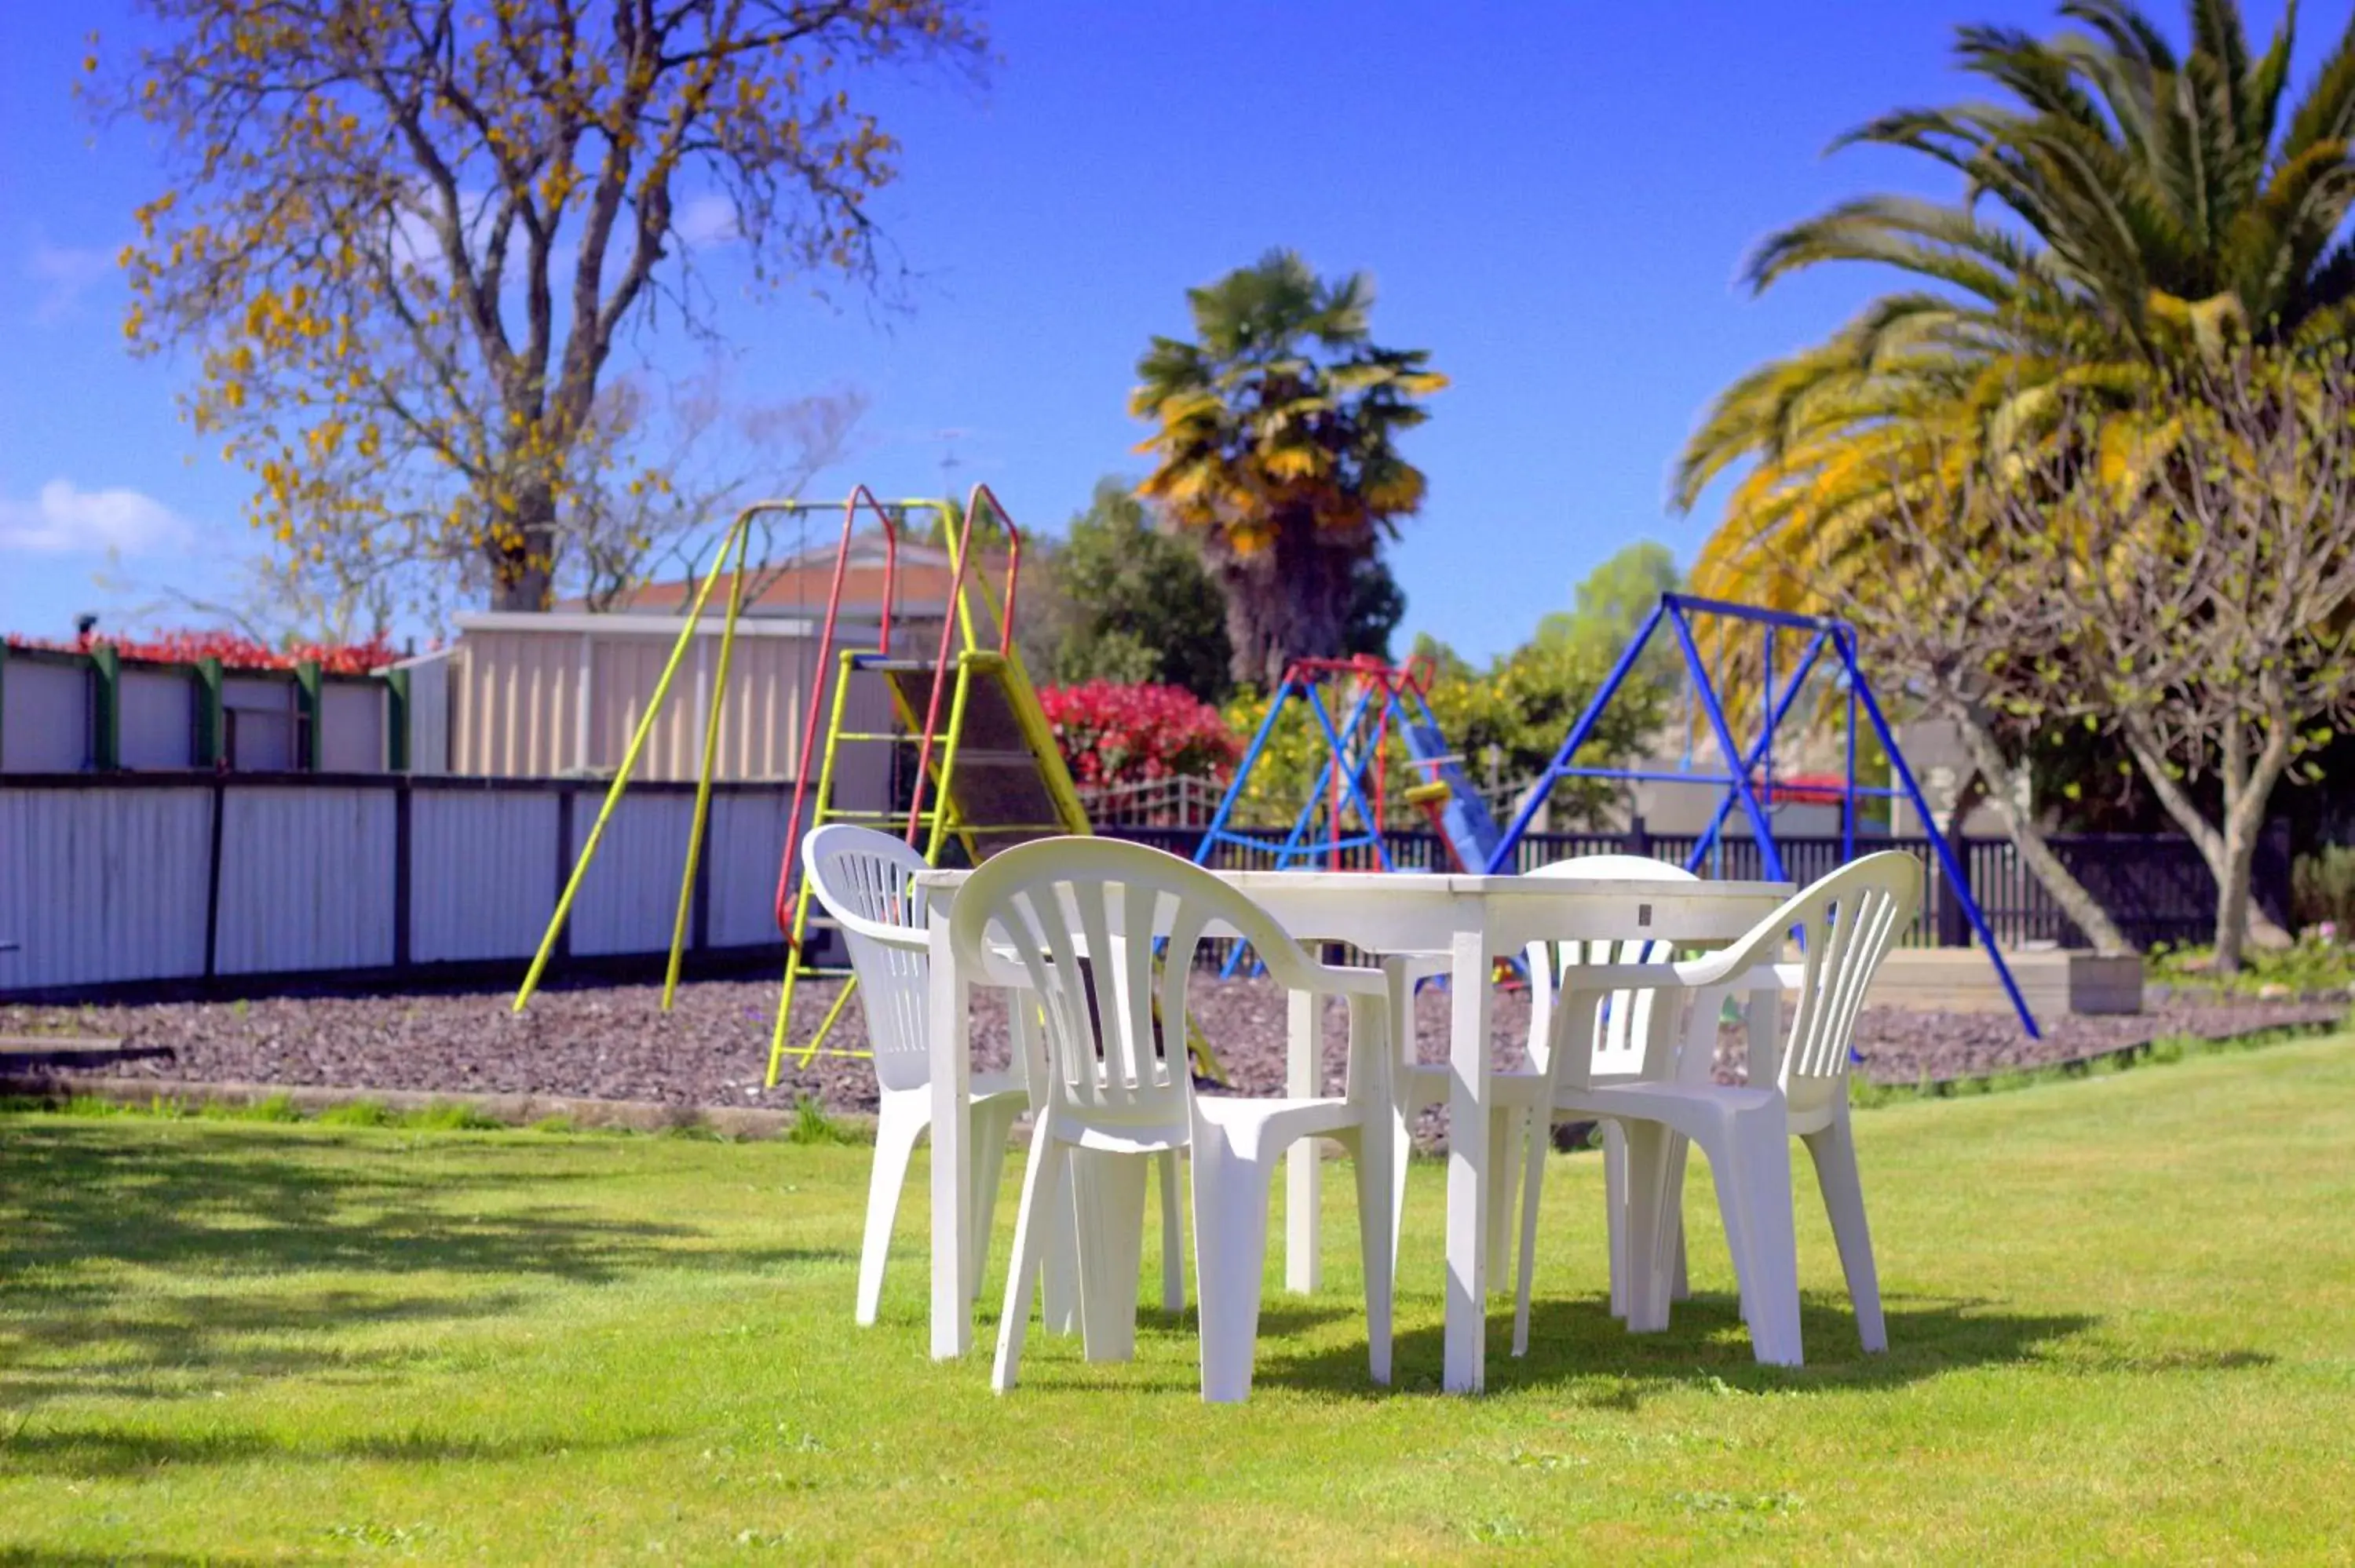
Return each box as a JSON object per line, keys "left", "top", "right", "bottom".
{"left": 1524, "top": 855, "right": 1695, "bottom": 1084}
{"left": 1756, "top": 852, "right": 1919, "bottom": 1110}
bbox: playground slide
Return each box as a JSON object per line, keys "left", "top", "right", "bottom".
{"left": 1400, "top": 721, "right": 1506, "bottom": 874}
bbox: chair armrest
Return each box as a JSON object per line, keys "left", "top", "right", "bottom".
{"left": 818, "top": 902, "right": 932, "bottom": 952}
{"left": 1306, "top": 962, "right": 1389, "bottom": 998}
{"left": 1550, "top": 960, "right": 1709, "bottom": 994}
{"left": 1732, "top": 961, "right": 1802, "bottom": 993}
{"left": 1379, "top": 950, "right": 1452, "bottom": 983}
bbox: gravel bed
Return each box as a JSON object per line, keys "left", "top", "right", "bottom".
{"left": 3, "top": 974, "right": 2344, "bottom": 1135}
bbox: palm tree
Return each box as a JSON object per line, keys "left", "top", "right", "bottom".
{"left": 1674, "top": 0, "right": 2355, "bottom": 960}
{"left": 1130, "top": 250, "right": 1446, "bottom": 689}
{"left": 1682, "top": 0, "right": 2355, "bottom": 574}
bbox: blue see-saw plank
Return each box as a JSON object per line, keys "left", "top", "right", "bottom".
{"left": 1401, "top": 721, "right": 1505, "bottom": 873}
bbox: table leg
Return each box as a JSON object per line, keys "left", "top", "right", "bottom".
{"left": 1284, "top": 985, "right": 1321, "bottom": 1293}
{"left": 928, "top": 906, "right": 973, "bottom": 1360}
{"left": 1443, "top": 917, "right": 1492, "bottom": 1395}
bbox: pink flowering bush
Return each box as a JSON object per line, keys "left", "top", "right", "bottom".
{"left": 4, "top": 628, "right": 401, "bottom": 674}
{"left": 1038, "top": 680, "right": 1240, "bottom": 789}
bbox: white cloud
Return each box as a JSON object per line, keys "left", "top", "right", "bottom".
{"left": 0, "top": 480, "right": 193, "bottom": 556}
{"left": 26, "top": 241, "right": 115, "bottom": 325}
{"left": 675, "top": 193, "right": 739, "bottom": 249}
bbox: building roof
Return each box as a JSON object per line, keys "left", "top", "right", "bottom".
{"left": 560, "top": 538, "right": 1016, "bottom": 621}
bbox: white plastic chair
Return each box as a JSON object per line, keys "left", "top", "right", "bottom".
{"left": 1510, "top": 851, "right": 1922, "bottom": 1365}
{"left": 800, "top": 824, "right": 1181, "bottom": 1328}
{"left": 1521, "top": 855, "right": 1703, "bottom": 1321}
{"left": 1386, "top": 855, "right": 1700, "bottom": 1306}
{"left": 953, "top": 837, "right": 1395, "bottom": 1402}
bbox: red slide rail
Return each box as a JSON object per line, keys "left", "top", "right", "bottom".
{"left": 773, "top": 485, "right": 900, "bottom": 939}
{"left": 901, "top": 484, "right": 1024, "bottom": 841}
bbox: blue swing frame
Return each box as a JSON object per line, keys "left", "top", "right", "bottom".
{"left": 1486, "top": 593, "right": 2041, "bottom": 1038}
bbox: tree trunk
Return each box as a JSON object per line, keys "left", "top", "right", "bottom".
{"left": 2120, "top": 719, "right": 2295, "bottom": 970}
{"left": 486, "top": 483, "right": 560, "bottom": 612}
{"left": 1218, "top": 519, "right": 1356, "bottom": 689}
{"left": 1944, "top": 700, "right": 2136, "bottom": 955}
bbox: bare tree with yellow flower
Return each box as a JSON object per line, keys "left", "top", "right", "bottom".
{"left": 93, "top": 0, "right": 984, "bottom": 611}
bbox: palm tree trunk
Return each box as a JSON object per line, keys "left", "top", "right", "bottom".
{"left": 1944, "top": 699, "right": 2135, "bottom": 955}
{"left": 1218, "top": 521, "right": 1356, "bottom": 689}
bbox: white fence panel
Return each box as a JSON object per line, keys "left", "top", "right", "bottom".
{"left": 118, "top": 669, "right": 195, "bottom": 770}
{"left": 410, "top": 788, "right": 560, "bottom": 964}
{"left": 566, "top": 791, "right": 696, "bottom": 957}
{"left": 1, "top": 659, "right": 90, "bottom": 772}
{"left": 0, "top": 786, "right": 211, "bottom": 987}
{"left": 707, "top": 791, "right": 789, "bottom": 947}
{"left": 214, "top": 786, "right": 397, "bottom": 974}
{"left": 400, "top": 651, "right": 452, "bottom": 775}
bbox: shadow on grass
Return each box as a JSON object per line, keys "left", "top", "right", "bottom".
{"left": 0, "top": 1544, "right": 285, "bottom": 1554}
{"left": 0, "top": 1121, "right": 838, "bottom": 1400}
{"left": 1254, "top": 1289, "right": 2276, "bottom": 1402}
{"left": 0, "top": 1421, "right": 654, "bottom": 1480}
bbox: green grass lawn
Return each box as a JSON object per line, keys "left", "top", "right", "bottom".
{"left": 5, "top": 1037, "right": 2354, "bottom": 1564}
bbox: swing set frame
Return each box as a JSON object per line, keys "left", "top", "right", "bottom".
{"left": 1487, "top": 592, "right": 2041, "bottom": 1037}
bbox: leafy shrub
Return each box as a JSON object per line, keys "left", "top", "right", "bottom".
{"left": 2291, "top": 845, "right": 2355, "bottom": 934}
{"left": 1038, "top": 680, "right": 1240, "bottom": 789}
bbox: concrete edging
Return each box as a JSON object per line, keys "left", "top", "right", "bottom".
{"left": 0, "top": 1074, "right": 880, "bottom": 1142}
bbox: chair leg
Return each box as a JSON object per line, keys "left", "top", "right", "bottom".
{"left": 965, "top": 1097, "right": 1022, "bottom": 1311}
{"left": 1664, "top": 1134, "right": 1694, "bottom": 1304}
{"left": 1071, "top": 1147, "right": 1149, "bottom": 1363}
{"left": 1602, "top": 1119, "right": 1627, "bottom": 1320}
{"left": 1155, "top": 1149, "right": 1186, "bottom": 1315}
{"left": 1344, "top": 1125, "right": 1395, "bottom": 1386}
{"left": 1389, "top": 1102, "right": 1415, "bottom": 1290}
{"left": 1695, "top": 1110, "right": 1802, "bottom": 1367}
{"left": 1486, "top": 1104, "right": 1526, "bottom": 1300}
{"left": 1802, "top": 1113, "right": 1885, "bottom": 1354}
{"left": 1617, "top": 1119, "right": 1682, "bottom": 1334}
{"left": 1512, "top": 1107, "right": 1553, "bottom": 1357}
{"left": 856, "top": 1095, "right": 927, "bottom": 1327}
{"left": 1040, "top": 1179, "right": 1081, "bottom": 1336}
{"left": 992, "top": 1135, "right": 1069, "bottom": 1394}
{"left": 1190, "top": 1132, "right": 1277, "bottom": 1404}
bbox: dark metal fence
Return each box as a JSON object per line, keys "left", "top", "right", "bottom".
{"left": 1098, "top": 822, "right": 2285, "bottom": 952}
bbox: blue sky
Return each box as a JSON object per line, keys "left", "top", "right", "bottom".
{"left": 0, "top": 0, "right": 2303, "bottom": 659}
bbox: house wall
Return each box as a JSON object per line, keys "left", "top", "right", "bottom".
{"left": 118, "top": 667, "right": 195, "bottom": 770}
{"left": 445, "top": 617, "right": 893, "bottom": 807}
{"left": 0, "top": 655, "right": 89, "bottom": 772}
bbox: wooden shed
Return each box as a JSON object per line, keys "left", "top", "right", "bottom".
{"left": 429, "top": 611, "right": 895, "bottom": 803}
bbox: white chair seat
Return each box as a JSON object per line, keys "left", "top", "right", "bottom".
{"left": 1196, "top": 1092, "right": 1361, "bottom": 1147}
{"left": 968, "top": 1070, "right": 1028, "bottom": 1103}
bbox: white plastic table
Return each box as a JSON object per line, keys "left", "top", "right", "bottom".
{"left": 917, "top": 867, "right": 1791, "bottom": 1394}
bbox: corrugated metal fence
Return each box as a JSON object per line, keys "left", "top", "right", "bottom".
{"left": 0, "top": 774, "right": 801, "bottom": 995}
{"left": 1, "top": 778, "right": 2276, "bottom": 997}
{"left": 1114, "top": 823, "right": 2280, "bottom": 952}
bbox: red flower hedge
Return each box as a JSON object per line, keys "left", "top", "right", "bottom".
{"left": 3, "top": 629, "right": 401, "bottom": 674}
{"left": 1038, "top": 680, "right": 1240, "bottom": 789}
